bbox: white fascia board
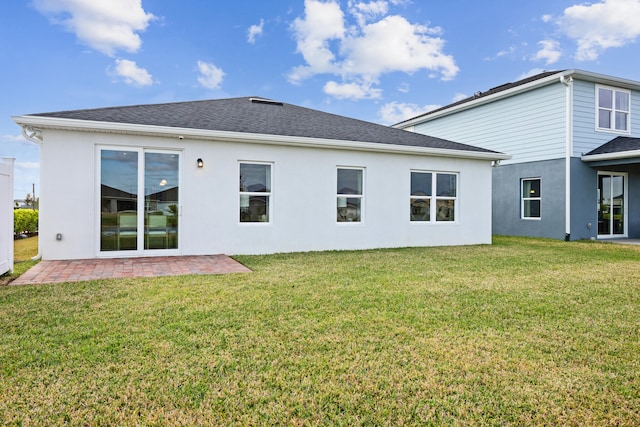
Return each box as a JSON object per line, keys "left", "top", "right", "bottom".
{"left": 12, "top": 115, "right": 511, "bottom": 161}
{"left": 581, "top": 150, "right": 640, "bottom": 162}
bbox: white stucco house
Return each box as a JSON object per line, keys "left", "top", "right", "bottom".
{"left": 13, "top": 97, "right": 508, "bottom": 260}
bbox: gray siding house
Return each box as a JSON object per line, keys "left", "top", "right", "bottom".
{"left": 395, "top": 70, "right": 640, "bottom": 241}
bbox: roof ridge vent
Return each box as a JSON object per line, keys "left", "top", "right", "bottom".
{"left": 250, "top": 97, "right": 284, "bottom": 106}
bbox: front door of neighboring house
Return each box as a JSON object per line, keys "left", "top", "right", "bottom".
{"left": 597, "top": 172, "right": 627, "bottom": 238}
{"left": 98, "top": 147, "right": 181, "bottom": 255}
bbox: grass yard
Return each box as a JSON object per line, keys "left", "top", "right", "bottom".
{"left": 1, "top": 236, "right": 639, "bottom": 426}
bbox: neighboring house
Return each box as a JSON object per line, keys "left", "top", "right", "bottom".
{"left": 13, "top": 199, "right": 28, "bottom": 209}
{"left": 395, "top": 69, "right": 640, "bottom": 241}
{"left": 14, "top": 199, "right": 38, "bottom": 209}
{"left": 13, "top": 97, "right": 508, "bottom": 260}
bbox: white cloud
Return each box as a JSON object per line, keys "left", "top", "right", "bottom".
{"left": 247, "top": 19, "right": 264, "bottom": 44}
{"left": 33, "top": 0, "right": 155, "bottom": 56}
{"left": 351, "top": 0, "right": 389, "bottom": 16}
{"left": 518, "top": 68, "right": 546, "bottom": 80}
{"left": 533, "top": 39, "right": 562, "bottom": 64}
{"left": 349, "top": 0, "right": 389, "bottom": 26}
{"left": 484, "top": 44, "right": 517, "bottom": 61}
{"left": 397, "top": 82, "right": 410, "bottom": 93}
{"left": 324, "top": 80, "right": 382, "bottom": 99}
{"left": 541, "top": 14, "right": 553, "bottom": 23}
{"left": 2, "top": 134, "right": 27, "bottom": 143}
{"left": 113, "top": 59, "right": 153, "bottom": 86}
{"left": 496, "top": 45, "right": 517, "bottom": 58}
{"left": 15, "top": 161, "right": 40, "bottom": 170}
{"left": 197, "top": 60, "right": 225, "bottom": 89}
{"left": 378, "top": 101, "right": 440, "bottom": 124}
{"left": 290, "top": 0, "right": 458, "bottom": 100}
{"left": 340, "top": 15, "right": 457, "bottom": 78}
{"left": 557, "top": 0, "right": 640, "bottom": 61}
{"left": 452, "top": 92, "right": 467, "bottom": 102}
{"left": 289, "top": 0, "right": 345, "bottom": 83}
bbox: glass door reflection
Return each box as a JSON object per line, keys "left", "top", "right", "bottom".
{"left": 144, "top": 152, "right": 179, "bottom": 250}
{"left": 100, "top": 150, "right": 138, "bottom": 251}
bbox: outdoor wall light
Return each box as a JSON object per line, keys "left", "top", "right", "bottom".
{"left": 197, "top": 158, "right": 204, "bottom": 168}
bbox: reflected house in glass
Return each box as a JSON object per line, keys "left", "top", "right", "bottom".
{"left": 13, "top": 97, "right": 508, "bottom": 260}
{"left": 100, "top": 184, "right": 137, "bottom": 251}
{"left": 395, "top": 70, "right": 640, "bottom": 242}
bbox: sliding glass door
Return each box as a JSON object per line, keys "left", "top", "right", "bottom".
{"left": 100, "top": 148, "right": 180, "bottom": 254}
{"left": 598, "top": 172, "right": 626, "bottom": 237}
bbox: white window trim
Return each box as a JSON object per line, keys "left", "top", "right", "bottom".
{"left": 595, "top": 84, "right": 631, "bottom": 135}
{"left": 410, "top": 170, "right": 459, "bottom": 224}
{"left": 521, "top": 177, "right": 541, "bottom": 220}
{"left": 239, "top": 160, "right": 273, "bottom": 225}
{"left": 337, "top": 166, "right": 365, "bottom": 224}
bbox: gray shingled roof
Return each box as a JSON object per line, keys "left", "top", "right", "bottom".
{"left": 584, "top": 136, "right": 640, "bottom": 156}
{"left": 395, "top": 70, "right": 564, "bottom": 126}
{"left": 27, "top": 96, "right": 500, "bottom": 154}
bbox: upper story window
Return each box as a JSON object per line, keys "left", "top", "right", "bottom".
{"left": 410, "top": 171, "right": 457, "bottom": 222}
{"left": 337, "top": 167, "right": 363, "bottom": 222}
{"left": 239, "top": 162, "right": 271, "bottom": 223}
{"left": 597, "top": 86, "right": 630, "bottom": 133}
{"left": 521, "top": 178, "right": 541, "bottom": 219}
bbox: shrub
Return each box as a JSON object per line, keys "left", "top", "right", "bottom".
{"left": 14, "top": 209, "right": 38, "bottom": 237}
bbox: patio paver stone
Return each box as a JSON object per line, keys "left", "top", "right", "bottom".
{"left": 11, "top": 255, "right": 251, "bottom": 285}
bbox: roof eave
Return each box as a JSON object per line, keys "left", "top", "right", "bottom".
{"left": 567, "top": 69, "right": 640, "bottom": 90}
{"left": 13, "top": 115, "right": 510, "bottom": 161}
{"left": 581, "top": 149, "right": 640, "bottom": 162}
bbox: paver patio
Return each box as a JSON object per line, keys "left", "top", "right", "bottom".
{"left": 11, "top": 255, "right": 251, "bottom": 285}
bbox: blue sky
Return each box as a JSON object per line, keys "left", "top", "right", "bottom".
{"left": 2, "top": 0, "right": 640, "bottom": 199}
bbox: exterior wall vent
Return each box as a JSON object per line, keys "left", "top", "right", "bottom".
{"left": 250, "top": 97, "right": 284, "bottom": 106}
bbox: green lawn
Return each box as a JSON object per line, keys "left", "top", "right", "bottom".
{"left": 1, "top": 236, "right": 639, "bottom": 426}
{"left": 0, "top": 236, "right": 39, "bottom": 286}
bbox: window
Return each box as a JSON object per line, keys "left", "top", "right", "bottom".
{"left": 521, "top": 178, "right": 541, "bottom": 219}
{"left": 410, "top": 171, "right": 457, "bottom": 222}
{"left": 337, "top": 168, "right": 363, "bottom": 222}
{"left": 597, "top": 86, "right": 630, "bottom": 132}
{"left": 239, "top": 162, "right": 271, "bottom": 222}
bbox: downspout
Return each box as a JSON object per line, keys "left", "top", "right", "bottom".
{"left": 560, "top": 75, "right": 573, "bottom": 241}
{"left": 20, "top": 125, "right": 43, "bottom": 260}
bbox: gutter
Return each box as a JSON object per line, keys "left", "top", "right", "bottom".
{"left": 581, "top": 149, "right": 640, "bottom": 162}
{"left": 13, "top": 115, "right": 511, "bottom": 162}
{"left": 19, "top": 126, "right": 43, "bottom": 261}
